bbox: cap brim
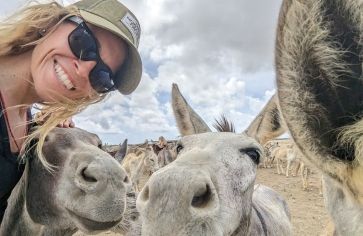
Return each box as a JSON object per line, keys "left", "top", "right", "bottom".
{"left": 79, "top": 10, "right": 142, "bottom": 95}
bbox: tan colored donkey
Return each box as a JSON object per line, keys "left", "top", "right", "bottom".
{"left": 246, "top": 0, "right": 363, "bottom": 234}
{"left": 115, "top": 141, "right": 159, "bottom": 193}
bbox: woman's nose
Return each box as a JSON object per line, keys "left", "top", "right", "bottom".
{"left": 73, "top": 59, "right": 97, "bottom": 80}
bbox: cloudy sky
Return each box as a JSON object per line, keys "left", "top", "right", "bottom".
{"left": 0, "top": 0, "right": 283, "bottom": 144}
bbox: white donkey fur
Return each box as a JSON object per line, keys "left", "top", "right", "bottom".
{"left": 136, "top": 84, "right": 291, "bottom": 236}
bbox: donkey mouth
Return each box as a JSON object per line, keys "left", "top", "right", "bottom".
{"left": 66, "top": 209, "right": 121, "bottom": 231}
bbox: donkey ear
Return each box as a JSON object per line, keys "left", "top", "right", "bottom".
{"left": 244, "top": 94, "right": 287, "bottom": 144}
{"left": 275, "top": 0, "right": 361, "bottom": 170}
{"left": 115, "top": 139, "right": 128, "bottom": 163}
{"left": 171, "top": 83, "right": 211, "bottom": 136}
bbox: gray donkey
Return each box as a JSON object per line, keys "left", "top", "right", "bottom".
{"left": 136, "top": 84, "right": 291, "bottom": 236}
{"left": 245, "top": 0, "right": 363, "bottom": 235}
{"left": 0, "top": 128, "right": 139, "bottom": 236}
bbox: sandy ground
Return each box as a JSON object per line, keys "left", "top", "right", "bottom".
{"left": 76, "top": 165, "right": 330, "bottom": 236}
{"left": 256, "top": 166, "right": 330, "bottom": 236}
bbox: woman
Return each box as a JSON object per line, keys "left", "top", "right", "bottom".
{"left": 0, "top": 0, "right": 142, "bottom": 222}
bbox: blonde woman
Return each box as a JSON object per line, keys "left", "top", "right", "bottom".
{"left": 0, "top": 0, "right": 142, "bottom": 222}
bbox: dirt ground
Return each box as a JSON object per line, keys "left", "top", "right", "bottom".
{"left": 256, "top": 166, "right": 330, "bottom": 236}
{"left": 76, "top": 165, "right": 330, "bottom": 236}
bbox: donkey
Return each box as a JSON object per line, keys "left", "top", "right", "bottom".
{"left": 116, "top": 142, "right": 159, "bottom": 193}
{"left": 114, "top": 138, "right": 176, "bottom": 192}
{"left": 156, "top": 148, "right": 175, "bottom": 168}
{"left": 245, "top": 0, "right": 363, "bottom": 234}
{"left": 136, "top": 84, "right": 292, "bottom": 236}
{"left": 245, "top": 94, "right": 286, "bottom": 145}
{"left": 0, "top": 127, "right": 139, "bottom": 236}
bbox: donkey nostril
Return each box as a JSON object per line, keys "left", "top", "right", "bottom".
{"left": 191, "top": 184, "right": 212, "bottom": 208}
{"left": 81, "top": 167, "right": 97, "bottom": 183}
{"left": 140, "top": 186, "right": 149, "bottom": 201}
{"left": 123, "top": 175, "right": 129, "bottom": 184}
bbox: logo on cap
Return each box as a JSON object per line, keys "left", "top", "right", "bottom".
{"left": 121, "top": 12, "right": 141, "bottom": 47}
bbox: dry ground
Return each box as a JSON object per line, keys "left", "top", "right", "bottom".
{"left": 256, "top": 166, "right": 330, "bottom": 236}
{"left": 76, "top": 164, "right": 330, "bottom": 236}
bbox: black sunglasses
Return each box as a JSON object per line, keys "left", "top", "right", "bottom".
{"left": 67, "top": 16, "right": 116, "bottom": 93}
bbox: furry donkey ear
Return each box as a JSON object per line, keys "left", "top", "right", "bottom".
{"left": 171, "top": 83, "right": 211, "bottom": 136}
{"left": 275, "top": 0, "right": 363, "bottom": 171}
{"left": 244, "top": 94, "right": 286, "bottom": 145}
{"left": 115, "top": 139, "right": 128, "bottom": 163}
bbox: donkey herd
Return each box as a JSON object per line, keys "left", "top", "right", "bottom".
{"left": 1, "top": 0, "right": 363, "bottom": 235}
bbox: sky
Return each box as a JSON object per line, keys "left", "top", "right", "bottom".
{"left": 0, "top": 0, "right": 284, "bottom": 144}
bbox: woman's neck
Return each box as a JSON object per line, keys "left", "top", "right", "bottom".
{"left": 0, "top": 50, "right": 40, "bottom": 108}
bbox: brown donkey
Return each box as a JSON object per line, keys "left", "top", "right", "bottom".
{"left": 246, "top": 0, "right": 363, "bottom": 234}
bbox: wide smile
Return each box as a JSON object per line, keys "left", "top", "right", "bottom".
{"left": 54, "top": 61, "right": 75, "bottom": 91}
{"left": 66, "top": 209, "right": 121, "bottom": 231}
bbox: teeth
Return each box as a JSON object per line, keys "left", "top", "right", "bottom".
{"left": 54, "top": 62, "right": 75, "bottom": 90}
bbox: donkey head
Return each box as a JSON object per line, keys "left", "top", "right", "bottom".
{"left": 136, "top": 84, "right": 263, "bottom": 236}
{"left": 25, "top": 128, "right": 131, "bottom": 233}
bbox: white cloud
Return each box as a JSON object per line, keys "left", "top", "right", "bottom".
{"left": 0, "top": 0, "right": 282, "bottom": 144}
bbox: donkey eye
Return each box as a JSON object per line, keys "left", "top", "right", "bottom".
{"left": 176, "top": 144, "right": 184, "bottom": 154}
{"left": 240, "top": 148, "right": 260, "bottom": 165}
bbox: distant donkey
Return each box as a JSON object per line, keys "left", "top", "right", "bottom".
{"left": 115, "top": 139, "right": 159, "bottom": 193}
{"left": 136, "top": 84, "right": 292, "bottom": 236}
{"left": 245, "top": 0, "right": 363, "bottom": 234}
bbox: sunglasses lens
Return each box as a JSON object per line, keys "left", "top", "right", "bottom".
{"left": 89, "top": 64, "right": 115, "bottom": 93}
{"left": 67, "top": 20, "right": 117, "bottom": 93}
{"left": 68, "top": 26, "right": 98, "bottom": 60}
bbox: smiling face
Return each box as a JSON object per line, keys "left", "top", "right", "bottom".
{"left": 30, "top": 20, "right": 127, "bottom": 101}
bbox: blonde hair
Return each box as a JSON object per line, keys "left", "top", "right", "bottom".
{"left": 0, "top": 1, "right": 107, "bottom": 170}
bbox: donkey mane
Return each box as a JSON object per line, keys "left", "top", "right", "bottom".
{"left": 213, "top": 115, "right": 236, "bottom": 133}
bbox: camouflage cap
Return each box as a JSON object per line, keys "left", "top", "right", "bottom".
{"left": 72, "top": 0, "right": 142, "bottom": 95}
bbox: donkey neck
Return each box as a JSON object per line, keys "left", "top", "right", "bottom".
{"left": 230, "top": 185, "right": 270, "bottom": 236}
{"left": 230, "top": 203, "right": 270, "bottom": 236}
{"left": 0, "top": 163, "right": 42, "bottom": 235}
{"left": 0, "top": 162, "right": 78, "bottom": 236}
{"left": 230, "top": 206, "right": 252, "bottom": 236}
{"left": 230, "top": 188, "right": 255, "bottom": 236}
